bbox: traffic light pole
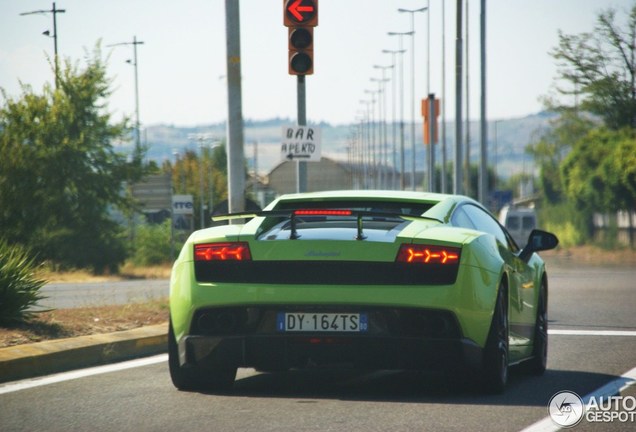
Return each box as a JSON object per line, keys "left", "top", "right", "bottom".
{"left": 297, "top": 75, "right": 307, "bottom": 193}
{"left": 284, "top": 0, "right": 316, "bottom": 193}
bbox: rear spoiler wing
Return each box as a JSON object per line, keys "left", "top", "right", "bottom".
{"left": 212, "top": 209, "right": 441, "bottom": 241}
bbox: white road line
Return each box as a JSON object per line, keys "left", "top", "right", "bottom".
{"left": 0, "top": 328, "right": 634, "bottom": 396}
{"left": 549, "top": 329, "right": 636, "bottom": 336}
{"left": 519, "top": 365, "right": 636, "bottom": 432}
{"left": 0, "top": 354, "right": 168, "bottom": 395}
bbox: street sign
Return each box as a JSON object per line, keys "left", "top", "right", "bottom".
{"left": 281, "top": 125, "right": 321, "bottom": 162}
{"left": 131, "top": 174, "right": 172, "bottom": 212}
{"left": 172, "top": 195, "right": 194, "bottom": 215}
{"left": 172, "top": 194, "right": 194, "bottom": 232}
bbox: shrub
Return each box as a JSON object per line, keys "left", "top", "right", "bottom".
{"left": 543, "top": 221, "right": 586, "bottom": 248}
{"left": 0, "top": 240, "right": 47, "bottom": 325}
{"left": 130, "top": 220, "right": 174, "bottom": 266}
{"left": 538, "top": 202, "right": 588, "bottom": 248}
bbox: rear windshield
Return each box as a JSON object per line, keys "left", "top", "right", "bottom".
{"left": 256, "top": 199, "right": 435, "bottom": 240}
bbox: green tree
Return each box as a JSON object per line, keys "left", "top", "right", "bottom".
{"left": 561, "top": 128, "right": 636, "bottom": 235}
{"left": 597, "top": 129, "right": 636, "bottom": 216}
{"left": 526, "top": 107, "right": 594, "bottom": 203}
{"left": 551, "top": 3, "right": 636, "bottom": 129}
{"left": 165, "top": 144, "right": 228, "bottom": 228}
{"left": 0, "top": 47, "right": 143, "bottom": 272}
{"left": 130, "top": 220, "right": 174, "bottom": 266}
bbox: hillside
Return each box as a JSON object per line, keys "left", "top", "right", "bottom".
{"left": 119, "top": 112, "right": 555, "bottom": 179}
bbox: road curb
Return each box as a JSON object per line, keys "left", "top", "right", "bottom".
{"left": 0, "top": 323, "right": 168, "bottom": 384}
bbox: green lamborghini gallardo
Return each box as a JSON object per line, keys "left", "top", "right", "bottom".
{"left": 169, "top": 191, "right": 558, "bottom": 393}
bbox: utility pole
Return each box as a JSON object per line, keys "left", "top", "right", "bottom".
{"left": 479, "top": 0, "right": 488, "bottom": 205}
{"left": 441, "top": 0, "right": 448, "bottom": 193}
{"left": 465, "top": 0, "right": 471, "bottom": 197}
{"left": 132, "top": 36, "right": 143, "bottom": 161}
{"left": 454, "top": 0, "right": 464, "bottom": 195}
{"left": 107, "top": 36, "right": 145, "bottom": 160}
{"left": 20, "top": 2, "right": 66, "bottom": 89}
{"left": 225, "top": 0, "right": 246, "bottom": 216}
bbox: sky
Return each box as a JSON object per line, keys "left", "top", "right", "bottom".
{"left": 1, "top": 0, "right": 633, "bottom": 128}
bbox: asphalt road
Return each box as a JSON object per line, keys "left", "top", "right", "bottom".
{"left": 2, "top": 261, "right": 635, "bottom": 432}
{"left": 37, "top": 279, "right": 169, "bottom": 309}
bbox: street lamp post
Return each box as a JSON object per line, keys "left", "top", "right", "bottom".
{"left": 382, "top": 49, "right": 405, "bottom": 190}
{"left": 398, "top": 6, "right": 428, "bottom": 191}
{"left": 20, "top": 2, "right": 66, "bottom": 89}
{"left": 188, "top": 134, "right": 219, "bottom": 229}
{"left": 493, "top": 120, "right": 501, "bottom": 193}
{"left": 199, "top": 143, "right": 206, "bottom": 229}
{"left": 355, "top": 115, "right": 364, "bottom": 188}
{"left": 373, "top": 65, "right": 393, "bottom": 189}
{"left": 441, "top": 0, "right": 448, "bottom": 193}
{"left": 107, "top": 36, "right": 145, "bottom": 160}
{"left": 387, "top": 31, "right": 413, "bottom": 190}
{"left": 371, "top": 76, "right": 390, "bottom": 189}
{"left": 359, "top": 100, "right": 374, "bottom": 189}
{"left": 357, "top": 110, "right": 369, "bottom": 189}
{"left": 364, "top": 90, "right": 378, "bottom": 189}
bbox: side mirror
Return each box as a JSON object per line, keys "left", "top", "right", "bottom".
{"left": 519, "top": 229, "right": 559, "bottom": 262}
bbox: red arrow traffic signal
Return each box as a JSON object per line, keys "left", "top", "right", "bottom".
{"left": 284, "top": 0, "right": 318, "bottom": 27}
{"left": 288, "top": 0, "right": 314, "bottom": 21}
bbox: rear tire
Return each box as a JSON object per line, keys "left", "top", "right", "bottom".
{"left": 481, "top": 283, "right": 509, "bottom": 394}
{"left": 526, "top": 281, "right": 548, "bottom": 375}
{"left": 168, "top": 321, "right": 237, "bottom": 392}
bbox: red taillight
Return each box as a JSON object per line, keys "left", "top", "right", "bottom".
{"left": 293, "top": 209, "right": 353, "bottom": 216}
{"left": 194, "top": 242, "right": 252, "bottom": 261}
{"left": 396, "top": 244, "right": 461, "bottom": 264}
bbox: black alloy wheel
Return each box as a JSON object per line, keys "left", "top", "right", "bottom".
{"left": 526, "top": 280, "right": 548, "bottom": 374}
{"left": 482, "top": 283, "right": 509, "bottom": 394}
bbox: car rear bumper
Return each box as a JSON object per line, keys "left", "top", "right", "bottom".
{"left": 178, "top": 334, "right": 483, "bottom": 372}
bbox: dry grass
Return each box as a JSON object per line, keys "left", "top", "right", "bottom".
{"left": 2, "top": 265, "right": 171, "bottom": 349}
{"left": 36, "top": 264, "right": 172, "bottom": 283}
{"left": 0, "top": 299, "right": 169, "bottom": 348}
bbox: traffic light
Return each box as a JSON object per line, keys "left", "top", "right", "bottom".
{"left": 288, "top": 27, "right": 313, "bottom": 75}
{"left": 284, "top": 0, "right": 318, "bottom": 75}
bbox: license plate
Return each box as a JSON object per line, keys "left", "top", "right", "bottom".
{"left": 277, "top": 312, "right": 368, "bottom": 332}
